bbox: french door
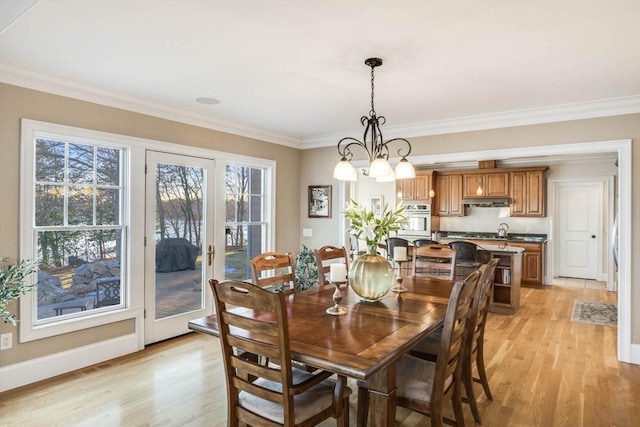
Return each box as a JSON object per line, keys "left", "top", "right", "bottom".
{"left": 144, "top": 151, "right": 215, "bottom": 344}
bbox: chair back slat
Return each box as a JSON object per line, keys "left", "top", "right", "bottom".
{"left": 314, "top": 245, "right": 349, "bottom": 287}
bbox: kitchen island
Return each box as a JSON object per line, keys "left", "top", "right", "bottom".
{"left": 481, "top": 244, "right": 523, "bottom": 314}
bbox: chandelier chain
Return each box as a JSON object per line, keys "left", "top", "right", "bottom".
{"left": 370, "top": 65, "right": 376, "bottom": 117}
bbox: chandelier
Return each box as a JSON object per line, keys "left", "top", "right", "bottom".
{"left": 333, "top": 57, "right": 415, "bottom": 182}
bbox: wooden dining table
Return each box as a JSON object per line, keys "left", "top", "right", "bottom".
{"left": 188, "top": 276, "right": 454, "bottom": 427}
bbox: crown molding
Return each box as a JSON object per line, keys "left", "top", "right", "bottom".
{"left": 0, "top": 62, "right": 302, "bottom": 148}
{"left": 303, "top": 95, "right": 640, "bottom": 148}
{"left": 2, "top": 62, "right": 638, "bottom": 150}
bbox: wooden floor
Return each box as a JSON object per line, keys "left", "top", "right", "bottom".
{"left": 1, "top": 284, "right": 638, "bottom": 426}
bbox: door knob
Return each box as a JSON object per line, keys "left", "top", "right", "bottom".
{"left": 591, "top": 235, "right": 596, "bottom": 239}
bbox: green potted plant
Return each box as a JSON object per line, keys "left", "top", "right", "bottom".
{"left": 1, "top": 257, "right": 38, "bottom": 325}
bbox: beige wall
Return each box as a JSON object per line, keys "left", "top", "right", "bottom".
{"left": 299, "top": 114, "right": 640, "bottom": 344}
{"left": 0, "top": 83, "right": 301, "bottom": 367}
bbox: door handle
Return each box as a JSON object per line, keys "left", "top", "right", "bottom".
{"left": 591, "top": 235, "right": 596, "bottom": 239}
{"left": 207, "top": 245, "right": 215, "bottom": 266}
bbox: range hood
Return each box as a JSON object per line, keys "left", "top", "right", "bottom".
{"left": 461, "top": 197, "right": 511, "bottom": 207}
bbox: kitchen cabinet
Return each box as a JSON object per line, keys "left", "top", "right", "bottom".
{"left": 508, "top": 241, "right": 544, "bottom": 287}
{"left": 435, "top": 173, "right": 464, "bottom": 216}
{"left": 510, "top": 168, "right": 547, "bottom": 217}
{"left": 462, "top": 171, "right": 509, "bottom": 198}
{"left": 396, "top": 171, "right": 433, "bottom": 202}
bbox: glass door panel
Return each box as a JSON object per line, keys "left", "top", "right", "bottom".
{"left": 145, "top": 151, "right": 215, "bottom": 344}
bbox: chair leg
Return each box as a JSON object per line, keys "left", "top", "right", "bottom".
{"left": 463, "top": 359, "right": 482, "bottom": 424}
{"left": 356, "top": 385, "right": 369, "bottom": 427}
{"left": 452, "top": 382, "right": 466, "bottom": 427}
{"left": 476, "top": 347, "right": 493, "bottom": 401}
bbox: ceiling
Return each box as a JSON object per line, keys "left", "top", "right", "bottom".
{"left": 1, "top": 1, "right": 639, "bottom": 149}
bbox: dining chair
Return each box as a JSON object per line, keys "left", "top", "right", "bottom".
{"left": 250, "top": 251, "right": 296, "bottom": 293}
{"left": 413, "top": 238, "right": 439, "bottom": 247}
{"left": 412, "top": 244, "right": 457, "bottom": 280}
{"left": 356, "top": 270, "right": 481, "bottom": 427}
{"left": 410, "top": 259, "right": 499, "bottom": 424}
{"left": 210, "top": 279, "right": 351, "bottom": 426}
{"left": 448, "top": 241, "right": 487, "bottom": 280}
{"left": 386, "top": 237, "right": 412, "bottom": 275}
{"left": 314, "top": 245, "right": 349, "bottom": 287}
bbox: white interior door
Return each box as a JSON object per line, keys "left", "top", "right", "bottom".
{"left": 144, "top": 151, "right": 215, "bottom": 344}
{"left": 555, "top": 181, "right": 602, "bottom": 279}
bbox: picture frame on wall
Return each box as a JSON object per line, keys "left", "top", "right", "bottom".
{"left": 370, "top": 194, "right": 383, "bottom": 216}
{"left": 308, "top": 185, "right": 332, "bottom": 218}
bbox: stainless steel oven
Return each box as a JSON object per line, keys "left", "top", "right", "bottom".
{"left": 398, "top": 204, "right": 432, "bottom": 236}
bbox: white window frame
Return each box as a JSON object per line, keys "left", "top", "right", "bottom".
{"left": 20, "top": 119, "right": 276, "bottom": 343}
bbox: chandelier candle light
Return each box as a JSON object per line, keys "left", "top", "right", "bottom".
{"left": 333, "top": 58, "right": 416, "bottom": 182}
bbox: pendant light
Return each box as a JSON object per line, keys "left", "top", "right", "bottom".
{"left": 333, "top": 57, "right": 415, "bottom": 181}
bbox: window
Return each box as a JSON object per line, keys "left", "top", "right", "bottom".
{"left": 31, "top": 138, "right": 125, "bottom": 322}
{"left": 224, "top": 164, "right": 267, "bottom": 280}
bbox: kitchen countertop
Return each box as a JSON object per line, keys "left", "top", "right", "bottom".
{"left": 476, "top": 244, "right": 524, "bottom": 253}
{"left": 440, "top": 231, "right": 547, "bottom": 243}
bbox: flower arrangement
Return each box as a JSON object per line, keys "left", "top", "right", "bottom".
{"left": 1, "top": 258, "right": 38, "bottom": 325}
{"left": 344, "top": 199, "right": 407, "bottom": 255}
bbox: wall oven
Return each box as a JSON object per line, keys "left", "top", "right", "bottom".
{"left": 398, "top": 204, "right": 432, "bottom": 236}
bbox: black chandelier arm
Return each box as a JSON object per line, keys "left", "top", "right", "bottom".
{"left": 336, "top": 137, "right": 372, "bottom": 161}
{"left": 384, "top": 137, "right": 412, "bottom": 158}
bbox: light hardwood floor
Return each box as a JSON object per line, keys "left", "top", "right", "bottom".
{"left": 1, "top": 284, "right": 638, "bottom": 426}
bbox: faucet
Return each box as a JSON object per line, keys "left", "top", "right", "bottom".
{"left": 497, "top": 223, "right": 509, "bottom": 237}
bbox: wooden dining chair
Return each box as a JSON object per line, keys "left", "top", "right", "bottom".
{"left": 210, "top": 279, "right": 351, "bottom": 426}
{"left": 410, "top": 259, "right": 499, "bottom": 424}
{"left": 250, "top": 251, "right": 296, "bottom": 293}
{"left": 357, "top": 270, "right": 481, "bottom": 427}
{"left": 314, "top": 245, "right": 349, "bottom": 287}
{"left": 412, "top": 244, "right": 457, "bottom": 280}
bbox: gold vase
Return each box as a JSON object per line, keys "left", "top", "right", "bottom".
{"left": 348, "top": 253, "right": 394, "bottom": 302}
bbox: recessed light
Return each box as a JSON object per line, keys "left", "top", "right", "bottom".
{"left": 195, "top": 97, "right": 220, "bottom": 105}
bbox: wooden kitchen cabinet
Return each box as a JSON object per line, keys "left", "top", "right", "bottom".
{"left": 509, "top": 167, "right": 548, "bottom": 217}
{"left": 396, "top": 171, "right": 433, "bottom": 202}
{"left": 509, "top": 241, "right": 544, "bottom": 287}
{"left": 435, "top": 173, "right": 464, "bottom": 216}
{"left": 462, "top": 171, "right": 509, "bottom": 198}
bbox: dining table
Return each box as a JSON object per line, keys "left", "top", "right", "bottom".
{"left": 188, "top": 275, "right": 455, "bottom": 427}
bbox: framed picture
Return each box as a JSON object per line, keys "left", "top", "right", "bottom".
{"left": 308, "top": 185, "right": 332, "bottom": 218}
{"left": 370, "top": 194, "right": 383, "bottom": 216}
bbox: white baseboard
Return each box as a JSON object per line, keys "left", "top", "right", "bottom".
{"left": 0, "top": 333, "right": 139, "bottom": 392}
{"left": 630, "top": 343, "right": 640, "bottom": 365}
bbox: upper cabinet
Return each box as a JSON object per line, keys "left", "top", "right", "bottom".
{"left": 462, "top": 171, "right": 509, "bottom": 198}
{"left": 434, "top": 173, "right": 464, "bottom": 216}
{"left": 396, "top": 170, "right": 433, "bottom": 203}
{"left": 510, "top": 167, "right": 548, "bottom": 217}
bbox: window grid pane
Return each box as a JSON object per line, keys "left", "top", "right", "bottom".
{"left": 33, "top": 137, "right": 125, "bottom": 322}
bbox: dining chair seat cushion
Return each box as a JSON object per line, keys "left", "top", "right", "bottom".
{"left": 397, "top": 354, "right": 452, "bottom": 403}
{"left": 239, "top": 368, "right": 341, "bottom": 424}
